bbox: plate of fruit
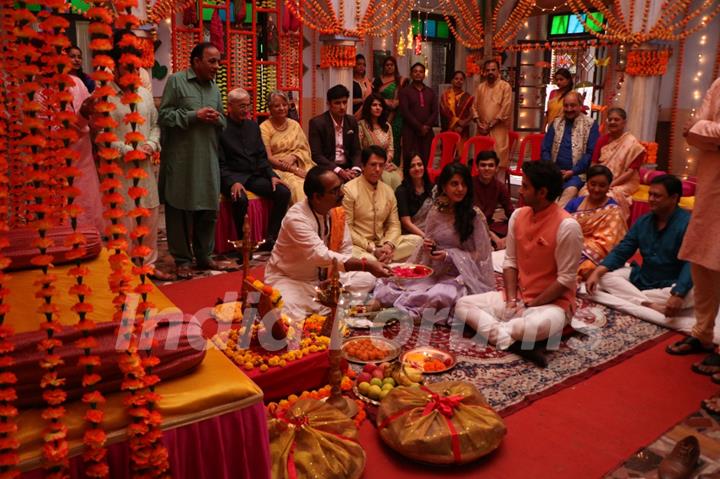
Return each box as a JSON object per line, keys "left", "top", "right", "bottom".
{"left": 342, "top": 336, "right": 401, "bottom": 364}
{"left": 400, "top": 346, "right": 456, "bottom": 374}
{"left": 390, "top": 263, "right": 433, "bottom": 280}
{"left": 354, "top": 362, "right": 424, "bottom": 405}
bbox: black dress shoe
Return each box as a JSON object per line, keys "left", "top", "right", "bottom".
{"left": 658, "top": 435, "right": 700, "bottom": 479}
{"left": 508, "top": 342, "right": 548, "bottom": 368}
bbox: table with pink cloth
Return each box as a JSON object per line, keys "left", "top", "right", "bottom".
{"left": 215, "top": 195, "right": 271, "bottom": 254}
{"left": 18, "top": 349, "right": 270, "bottom": 479}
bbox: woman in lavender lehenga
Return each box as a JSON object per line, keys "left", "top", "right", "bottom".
{"left": 373, "top": 163, "right": 495, "bottom": 324}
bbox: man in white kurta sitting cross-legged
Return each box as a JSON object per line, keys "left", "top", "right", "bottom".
{"left": 265, "top": 166, "right": 392, "bottom": 321}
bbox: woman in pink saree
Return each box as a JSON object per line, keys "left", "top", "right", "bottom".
{"left": 373, "top": 163, "right": 495, "bottom": 324}
{"left": 565, "top": 165, "right": 628, "bottom": 281}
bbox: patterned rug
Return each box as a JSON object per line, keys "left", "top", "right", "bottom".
{"left": 606, "top": 397, "right": 720, "bottom": 478}
{"left": 348, "top": 295, "right": 670, "bottom": 416}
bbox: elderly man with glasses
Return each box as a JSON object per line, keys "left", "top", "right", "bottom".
{"left": 219, "top": 88, "right": 291, "bottom": 251}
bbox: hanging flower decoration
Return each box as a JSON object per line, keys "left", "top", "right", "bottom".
{"left": 148, "top": 0, "right": 196, "bottom": 25}
{"left": 625, "top": 49, "right": 671, "bottom": 76}
{"left": 114, "top": 1, "right": 171, "bottom": 474}
{"left": 319, "top": 44, "right": 356, "bottom": 69}
{"left": 492, "top": 0, "right": 536, "bottom": 50}
{"left": 440, "top": 0, "right": 483, "bottom": 50}
{"left": 566, "top": 0, "right": 720, "bottom": 44}
{"left": 0, "top": 3, "right": 19, "bottom": 476}
{"left": 284, "top": 0, "right": 411, "bottom": 39}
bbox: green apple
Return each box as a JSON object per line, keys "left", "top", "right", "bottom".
{"left": 379, "top": 389, "right": 390, "bottom": 400}
{"left": 382, "top": 382, "right": 394, "bottom": 391}
{"left": 382, "top": 377, "right": 395, "bottom": 387}
{"left": 368, "top": 384, "right": 382, "bottom": 400}
{"left": 358, "top": 382, "right": 371, "bottom": 395}
{"left": 370, "top": 378, "right": 383, "bottom": 387}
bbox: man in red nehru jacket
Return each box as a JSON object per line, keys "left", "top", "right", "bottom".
{"left": 455, "top": 161, "right": 582, "bottom": 367}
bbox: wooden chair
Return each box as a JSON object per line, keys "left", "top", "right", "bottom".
{"left": 460, "top": 135, "right": 496, "bottom": 176}
{"left": 507, "top": 133, "right": 544, "bottom": 188}
{"left": 427, "top": 131, "right": 461, "bottom": 183}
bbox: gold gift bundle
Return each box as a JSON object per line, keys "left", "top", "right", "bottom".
{"left": 268, "top": 399, "right": 366, "bottom": 479}
{"left": 377, "top": 381, "right": 506, "bottom": 465}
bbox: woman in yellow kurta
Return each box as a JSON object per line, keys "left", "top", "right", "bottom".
{"left": 545, "top": 68, "right": 573, "bottom": 128}
{"left": 260, "top": 90, "right": 315, "bottom": 204}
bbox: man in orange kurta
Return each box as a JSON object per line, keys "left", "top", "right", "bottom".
{"left": 472, "top": 60, "right": 513, "bottom": 172}
{"left": 455, "top": 161, "right": 582, "bottom": 367}
{"left": 667, "top": 77, "right": 720, "bottom": 360}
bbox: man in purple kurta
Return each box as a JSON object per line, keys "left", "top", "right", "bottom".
{"left": 399, "top": 63, "right": 438, "bottom": 164}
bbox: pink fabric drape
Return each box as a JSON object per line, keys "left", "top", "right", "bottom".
{"left": 22, "top": 402, "right": 271, "bottom": 479}
{"left": 214, "top": 197, "right": 272, "bottom": 254}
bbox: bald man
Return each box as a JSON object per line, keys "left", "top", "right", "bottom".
{"left": 219, "top": 88, "right": 291, "bottom": 250}
{"left": 541, "top": 91, "right": 599, "bottom": 206}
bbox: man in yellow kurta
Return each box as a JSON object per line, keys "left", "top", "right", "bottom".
{"left": 343, "top": 146, "right": 422, "bottom": 262}
{"left": 472, "top": 59, "right": 513, "bottom": 175}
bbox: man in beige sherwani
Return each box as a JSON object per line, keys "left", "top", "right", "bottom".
{"left": 343, "top": 146, "right": 422, "bottom": 263}
{"left": 472, "top": 59, "right": 513, "bottom": 178}
{"left": 667, "top": 77, "right": 720, "bottom": 370}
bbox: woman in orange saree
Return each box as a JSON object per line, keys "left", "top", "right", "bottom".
{"left": 565, "top": 165, "right": 628, "bottom": 281}
{"left": 439, "top": 71, "right": 474, "bottom": 153}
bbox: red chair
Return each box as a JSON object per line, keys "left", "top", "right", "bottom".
{"left": 507, "top": 133, "right": 544, "bottom": 188}
{"left": 508, "top": 130, "right": 520, "bottom": 163}
{"left": 427, "top": 131, "right": 461, "bottom": 183}
{"left": 460, "top": 135, "right": 496, "bottom": 176}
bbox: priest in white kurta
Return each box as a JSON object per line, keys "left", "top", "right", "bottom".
{"left": 265, "top": 167, "right": 392, "bottom": 321}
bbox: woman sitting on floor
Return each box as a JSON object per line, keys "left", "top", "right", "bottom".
{"left": 565, "top": 165, "right": 628, "bottom": 281}
{"left": 372, "top": 162, "right": 495, "bottom": 324}
{"left": 581, "top": 107, "right": 645, "bottom": 218}
{"left": 358, "top": 93, "right": 401, "bottom": 189}
{"left": 394, "top": 152, "right": 433, "bottom": 237}
{"left": 260, "top": 90, "right": 316, "bottom": 204}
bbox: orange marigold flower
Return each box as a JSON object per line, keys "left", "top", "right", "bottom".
{"left": 78, "top": 355, "right": 101, "bottom": 368}
{"left": 66, "top": 248, "right": 89, "bottom": 261}
{"left": 0, "top": 437, "right": 19, "bottom": 451}
{"left": 127, "top": 167, "right": 149, "bottom": 179}
{"left": 121, "top": 91, "right": 143, "bottom": 105}
{"left": 129, "top": 226, "right": 150, "bottom": 239}
{"left": 0, "top": 451, "right": 19, "bottom": 467}
{"left": 128, "top": 207, "right": 151, "bottom": 219}
{"left": 99, "top": 175, "right": 122, "bottom": 189}
{"left": 89, "top": 38, "right": 112, "bottom": 51}
{"left": 42, "top": 388, "right": 67, "bottom": 406}
{"left": 91, "top": 69, "right": 114, "bottom": 83}
{"left": 42, "top": 440, "right": 69, "bottom": 462}
{"left": 82, "top": 391, "right": 106, "bottom": 405}
{"left": 131, "top": 246, "right": 152, "bottom": 258}
{"left": 40, "top": 372, "right": 66, "bottom": 389}
{"left": 124, "top": 131, "right": 145, "bottom": 144}
{"left": 0, "top": 373, "right": 16, "bottom": 386}
{"left": 93, "top": 85, "right": 116, "bottom": 98}
{"left": 40, "top": 406, "right": 66, "bottom": 420}
{"left": 75, "top": 337, "right": 98, "bottom": 350}
{"left": 89, "top": 23, "right": 113, "bottom": 37}
{"left": 85, "top": 462, "right": 110, "bottom": 478}
{"left": 0, "top": 342, "right": 14, "bottom": 355}
{"left": 39, "top": 354, "right": 64, "bottom": 369}
{"left": 93, "top": 117, "right": 119, "bottom": 131}
{"left": 83, "top": 427, "right": 107, "bottom": 446}
{"left": 123, "top": 112, "right": 145, "bottom": 125}
{"left": 124, "top": 149, "right": 145, "bottom": 162}
{"left": 82, "top": 373, "right": 102, "bottom": 387}
{"left": 84, "top": 408, "right": 105, "bottom": 424}
{"left": 68, "top": 266, "right": 90, "bottom": 277}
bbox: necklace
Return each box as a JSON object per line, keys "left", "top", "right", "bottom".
{"left": 271, "top": 119, "right": 289, "bottom": 131}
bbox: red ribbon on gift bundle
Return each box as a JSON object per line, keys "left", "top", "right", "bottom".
{"left": 378, "top": 386, "right": 469, "bottom": 463}
{"left": 276, "top": 409, "right": 359, "bottom": 479}
{"left": 420, "top": 386, "right": 464, "bottom": 463}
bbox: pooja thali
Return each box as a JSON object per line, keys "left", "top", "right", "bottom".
{"left": 344, "top": 306, "right": 407, "bottom": 329}
{"left": 400, "top": 346, "right": 456, "bottom": 374}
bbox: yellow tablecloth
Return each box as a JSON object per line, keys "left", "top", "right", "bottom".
{"left": 7, "top": 249, "right": 262, "bottom": 468}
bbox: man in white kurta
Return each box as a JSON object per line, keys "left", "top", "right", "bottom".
{"left": 265, "top": 167, "right": 391, "bottom": 321}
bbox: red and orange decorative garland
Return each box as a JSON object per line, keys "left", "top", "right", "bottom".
{"left": 667, "top": 4, "right": 690, "bottom": 174}
{"left": 505, "top": 38, "right": 606, "bottom": 52}
{"left": 320, "top": 44, "right": 356, "bottom": 69}
{"left": 441, "top": 0, "right": 483, "bottom": 50}
{"left": 625, "top": 49, "right": 671, "bottom": 77}
{"left": 0, "top": 2, "right": 18, "bottom": 477}
{"left": 639, "top": 141, "right": 658, "bottom": 165}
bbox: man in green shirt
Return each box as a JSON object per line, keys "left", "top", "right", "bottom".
{"left": 159, "top": 42, "right": 230, "bottom": 279}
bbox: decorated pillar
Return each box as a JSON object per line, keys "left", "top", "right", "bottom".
{"left": 618, "top": 0, "right": 665, "bottom": 141}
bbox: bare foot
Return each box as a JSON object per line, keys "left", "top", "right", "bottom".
{"left": 642, "top": 301, "right": 666, "bottom": 314}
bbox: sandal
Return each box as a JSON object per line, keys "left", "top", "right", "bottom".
{"left": 701, "top": 396, "right": 720, "bottom": 415}
{"left": 176, "top": 264, "right": 194, "bottom": 280}
{"left": 691, "top": 352, "right": 720, "bottom": 376}
{"left": 667, "top": 336, "right": 715, "bottom": 355}
{"left": 148, "top": 269, "right": 177, "bottom": 282}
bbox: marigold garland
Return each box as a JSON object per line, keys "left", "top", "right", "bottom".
{"left": 0, "top": 3, "right": 18, "bottom": 476}
{"left": 625, "top": 49, "right": 671, "bottom": 77}
{"left": 320, "top": 44, "right": 356, "bottom": 69}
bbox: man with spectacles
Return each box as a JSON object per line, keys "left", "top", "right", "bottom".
{"left": 265, "top": 166, "right": 391, "bottom": 321}
{"left": 219, "top": 88, "right": 291, "bottom": 252}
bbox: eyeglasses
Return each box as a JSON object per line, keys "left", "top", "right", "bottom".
{"left": 236, "top": 102, "right": 251, "bottom": 109}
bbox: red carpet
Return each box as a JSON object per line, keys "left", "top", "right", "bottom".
{"left": 359, "top": 333, "right": 717, "bottom": 478}
{"left": 159, "top": 276, "right": 717, "bottom": 477}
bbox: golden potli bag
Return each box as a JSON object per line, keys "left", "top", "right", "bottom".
{"left": 268, "top": 399, "right": 366, "bottom": 479}
{"left": 377, "top": 381, "right": 506, "bottom": 465}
